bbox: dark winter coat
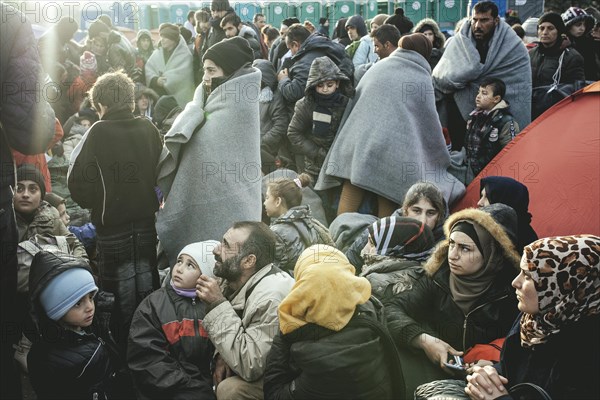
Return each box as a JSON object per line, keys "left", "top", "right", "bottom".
{"left": 361, "top": 255, "right": 426, "bottom": 301}
{"left": 202, "top": 12, "right": 233, "bottom": 54}
{"left": 465, "top": 100, "right": 519, "bottom": 176}
{"left": 569, "top": 35, "right": 599, "bottom": 81}
{"left": 128, "top": 285, "right": 215, "bottom": 400}
{"left": 271, "top": 205, "right": 335, "bottom": 274}
{"left": 239, "top": 24, "right": 263, "bottom": 60}
{"left": 384, "top": 207, "right": 521, "bottom": 352}
{"left": 287, "top": 94, "right": 349, "bottom": 178}
{"left": 278, "top": 33, "right": 354, "bottom": 111}
{"left": 263, "top": 299, "right": 403, "bottom": 400}
{"left": 496, "top": 314, "right": 600, "bottom": 399}
{"left": 253, "top": 60, "right": 290, "bottom": 157}
{"left": 27, "top": 252, "right": 120, "bottom": 400}
{"left": 67, "top": 109, "right": 162, "bottom": 228}
{"left": 529, "top": 41, "right": 585, "bottom": 87}
{"left": 1, "top": 3, "right": 55, "bottom": 211}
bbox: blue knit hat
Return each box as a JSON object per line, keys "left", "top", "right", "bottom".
{"left": 40, "top": 268, "right": 98, "bottom": 321}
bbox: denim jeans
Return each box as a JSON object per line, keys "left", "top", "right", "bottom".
{"left": 96, "top": 219, "right": 158, "bottom": 353}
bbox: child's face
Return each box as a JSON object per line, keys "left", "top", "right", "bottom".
{"left": 61, "top": 291, "right": 95, "bottom": 331}
{"left": 80, "top": 119, "right": 92, "bottom": 129}
{"left": 264, "top": 188, "right": 283, "bottom": 218}
{"left": 316, "top": 80, "right": 339, "bottom": 95}
{"left": 172, "top": 254, "right": 202, "bottom": 289}
{"left": 57, "top": 203, "right": 70, "bottom": 226}
{"left": 140, "top": 37, "right": 151, "bottom": 50}
{"left": 137, "top": 95, "right": 149, "bottom": 111}
{"left": 475, "top": 85, "right": 500, "bottom": 110}
{"left": 569, "top": 21, "right": 586, "bottom": 38}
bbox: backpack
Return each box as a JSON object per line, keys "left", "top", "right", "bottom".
{"left": 17, "top": 234, "right": 81, "bottom": 293}
{"left": 290, "top": 217, "right": 335, "bottom": 248}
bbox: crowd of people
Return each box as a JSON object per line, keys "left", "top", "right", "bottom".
{"left": 1, "top": 0, "right": 599, "bottom": 399}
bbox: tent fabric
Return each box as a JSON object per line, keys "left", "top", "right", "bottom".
{"left": 452, "top": 82, "right": 600, "bottom": 239}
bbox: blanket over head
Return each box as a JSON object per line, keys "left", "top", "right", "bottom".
{"left": 315, "top": 49, "right": 465, "bottom": 206}
{"left": 432, "top": 20, "right": 531, "bottom": 130}
{"left": 156, "top": 66, "right": 263, "bottom": 265}
{"left": 145, "top": 35, "right": 194, "bottom": 107}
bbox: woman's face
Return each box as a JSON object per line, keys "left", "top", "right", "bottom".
{"left": 512, "top": 256, "right": 540, "bottom": 314}
{"left": 404, "top": 198, "right": 439, "bottom": 230}
{"left": 140, "top": 36, "right": 151, "bottom": 50}
{"left": 14, "top": 180, "right": 42, "bottom": 215}
{"left": 448, "top": 231, "right": 484, "bottom": 276}
{"left": 569, "top": 21, "right": 586, "bottom": 38}
{"left": 370, "top": 22, "right": 380, "bottom": 31}
{"left": 422, "top": 29, "right": 435, "bottom": 44}
{"left": 477, "top": 187, "right": 491, "bottom": 208}
{"left": 346, "top": 26, "right": 359, "bottom": 41}
{"left": 538, "top": 22, "right": 559, "bottom": 47}
{"left": 202, "top": 59, "right": 225, "bottom": 92}
{"left": 172, "top": 254, "right": 202, "bottom": 289}
{"left": 137, "top": 95, "right": 149, "bottom": 112}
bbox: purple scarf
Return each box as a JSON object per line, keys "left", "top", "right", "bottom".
{"left": 170, "top": 280, "right": 197, "bottom": 299}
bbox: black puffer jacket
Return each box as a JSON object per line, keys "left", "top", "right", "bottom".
{"left": 278, "top": 33, "right": 354, "bottom": 109}
{"left": 264, "top": 299, "right": 404, "bottom": 400}
{"left": 271, "top": 205, "right": 335, "bottom": 274}
{"left": 529, "top": 40, "right": 585, "bottom": 87}
{"left": 253, "top": 60, "right": 290, "bottom": 157}
{"left": 27, "top": 252, "right": 120, "bottom": 400}
{"left": 128, "top": 285, "right": 215, "bottom": 400}
{"left": 497, "top": 314, "right": 600, "bottom": 399}
{"left": 385, "top": 206, "right": 521, "bottom": 352}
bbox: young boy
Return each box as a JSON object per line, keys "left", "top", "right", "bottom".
{"left": 28, "top": 251, "right": 121, "bottom": 399}
{"left": 464, "top": 77, "right": 520, "bottom": 178}
{"left": 68, "top": 70, "right": 162, "bottom": 354}
{"left": 127, "top": 242, "right": 218, "bottom": 400}
{"left": 287, "top": 56, "right": 354, "bottom": 183}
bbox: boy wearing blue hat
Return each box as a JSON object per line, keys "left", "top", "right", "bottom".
{"left": 27, "top": 251, "right": 122, "bottom": 399}
{"left": 127, "top": 241, "right": 218, "bottom": 399}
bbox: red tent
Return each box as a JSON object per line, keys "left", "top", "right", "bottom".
{"left": 453, "top": 82, "right": 600, "bottom": 238}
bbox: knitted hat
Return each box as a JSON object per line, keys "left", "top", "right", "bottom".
{"left": 177, "top": 241, "right": 219, "bottom": 278}
{"left": 385, "top": 7, "right": 414, "bottom": 35}
{"left": 98, "top": 14, "right": 113, "bottom": 28}
{"left": 159, "top": 23, "right": 180, "bottom": 42}
{"left": 79, "top": 51, "right": 97, "bottom": 73}
{"left": 538, "top": 12, "right": 567, "bottom": 36}
{"left": 561, "top": 7, "right": 595, "bottom": 30}
{"left": 399, "top": 32, "right": 432, "bottom": 60}
{"left": 346, "top": 15, "right": 368, "bottom": 37}
{"left": 40, "top": 268, "right": 98, "bottom": 321}
{"left": 88, "top": 19, "right": 110, "bottom": 39}
{"left": 55, "top": 17, "right": 78, "bottom": 42}
{"left": 16, "top": 164, "right": 46, "bottom": 200}
{"left": 203, "top": 36, "right": 254, "bottom": 76}
{"left": 371, "top": 14, "right": 389, "bottom": 28}
{"left": 211, "top": 0, "right": 231, "bottom": 12}
{"left": 367, "top": 216, "right": 434, "bottom": 257}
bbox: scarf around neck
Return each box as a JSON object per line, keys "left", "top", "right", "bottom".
{"left": 170, "top": 279, "right": 197, "bottom": 299}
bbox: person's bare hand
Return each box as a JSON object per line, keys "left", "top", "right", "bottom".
{"left": 213, "top": 354, "right": 234, "bottom": 389}
{"left": 465, "top": 365, "right": 508, "bottom": 400}
{"left": 413, "top": 333, "right": 463, "bottom": 371}
{"left": 196, "top": 275, "right": 225, "bottom": 305}
{"left": 466, "top": 359, "right": 494, "bottom": 374}
{"left": 277, "top": 68, "right": 288, "bottom": 81}
{"left": 157, "top": 76, "right": 167, "bottom": 87}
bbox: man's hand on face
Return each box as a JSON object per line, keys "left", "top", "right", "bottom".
{"left": 196, "top": 275, "right": 226, "bottom": 305}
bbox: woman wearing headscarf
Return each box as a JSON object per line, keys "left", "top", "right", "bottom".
{"left": 384, "top": 204, "right": 521, "bottom": 397}
{"left": 360, "top": 216, "right": 436, "bottom": 301}
{"left": 477, "top": 176, "right": 538, "bottom": 252}
{"left": 156, "top": 37, "right": 262, "bottom": 267}
{"left": 529, "top": 12, "right": 585, "bottom": 88}
{"left": 264, "top": 245, "right": 403, "bottom": 399}
{"left": 466, "top": 235, "right": 600, "bottom": 400}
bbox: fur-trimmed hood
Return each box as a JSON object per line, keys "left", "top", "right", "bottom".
{"left": 413, "top": 18, "right": 445, "bottom": 49}
{"left": 423, "top": 205, "right": 520, "bottom": 277}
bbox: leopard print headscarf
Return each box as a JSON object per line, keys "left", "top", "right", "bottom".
{"left": 520, "top": 235, "right": 600, "bottom": 348}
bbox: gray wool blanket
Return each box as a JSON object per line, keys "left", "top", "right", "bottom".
{"left": 315, "top": 49, "right": 465, "bottom": 207}
{"left": 156, "top": 66, "right": 263, "bottom": 265}
{"left": 432, "top": 20, "right": 532, "bottom": 130}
